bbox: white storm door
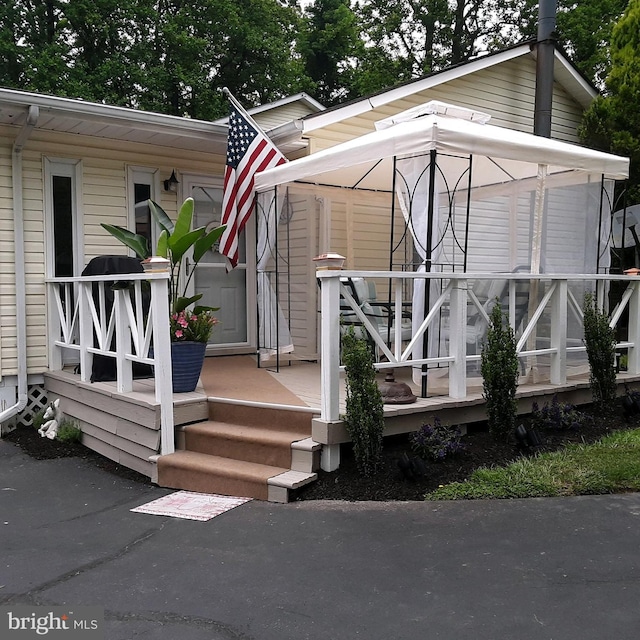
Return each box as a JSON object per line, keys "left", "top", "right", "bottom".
{"left": 184, "top": 178, "right": 255, "bottom": 354}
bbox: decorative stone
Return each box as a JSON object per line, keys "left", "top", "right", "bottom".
{"left": 377, "top": 369, "right": 417, "bottom": 404}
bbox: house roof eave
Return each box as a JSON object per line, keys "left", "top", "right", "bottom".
{"left": 0, "top": 87, "right": 229, "bottom": 152}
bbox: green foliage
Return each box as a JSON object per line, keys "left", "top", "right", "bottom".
{"left": 298, "top": 0, "right": 362, "bottom": 105}
{"left": 102, "top": 197, "right": 225, "bottom": 314}
{"left": 342, "top": 328, "right": 385, "bottom": 476}
{"left": 426, "top": 428, "right": 640, "bottom": 500}
{"left": 1, "top": 0, "right": 309, "bottom": 120}
{"left": 531, "top": 395, "right": 593, "bottom": 431}
{"left": 56, "top": 420, "right": 82, "bottom": 444}
{"left": 410, "top": 417, "right": 465, "bottom": 462}
{"left": 0, "top": 0, "right": 629, "bottom": 118}
{"left": 481, "top": 301, "right": 519, "bottom": 441}
{"left": 583, "top": 293, "right": 618, "bottom": 408}
{"left": 31, "top": 409, "right": 46, "bottom": 431}
{"left": 579, "top": 0, "right": 640, "bottom": 204}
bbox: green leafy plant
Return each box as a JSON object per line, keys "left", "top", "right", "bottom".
{"left": 583, "top": 292, "right": 617, "bottom": 409}
{"left": 531, "top": 395, "right": 592, "bottom": 431}
{"left": 410, "top": 417, "right": 465, "bottom": 462}
{"left": 56, "top": 420, "right": 82, "bottom": 444}
{"left": 31, "top": 409, "right": 46, "bottom": 431}
{"left": 342, "top": 328, "right": 385, "bottom": 476}
{"left": 481, "top": 301, "right": 519, "bottom": 441}
{"left": 101, "top": 197, "right": 226, "bottom": 314}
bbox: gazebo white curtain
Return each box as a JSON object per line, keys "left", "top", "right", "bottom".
{"left": 256, "top": 186, "right": 294, "bottom": 357}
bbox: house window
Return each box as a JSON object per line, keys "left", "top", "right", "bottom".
{"left": 44, "top": 158, "right": 82, "bottom": 278}
{"left": 52, "top": 175, "right": 73, "bottom": 277}
{"left": 128, "top": 167, "right": 160, "bottom": 254}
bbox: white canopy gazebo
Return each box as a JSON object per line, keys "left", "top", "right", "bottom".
{"left": 253, "top": 102, "right": 630, "bottom": 388}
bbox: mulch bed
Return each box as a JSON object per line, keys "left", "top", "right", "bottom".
{"left": 4, "top": 402, "right": 637, "bottom": 501}
{"left": 3, "top": 425, "right": 151, "bottom": 486}
{"left": 293, "top": 403, "right": 639, "bottom": 501}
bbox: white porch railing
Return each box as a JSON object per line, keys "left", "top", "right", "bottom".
{"left": 46, "top": 272, "right": 175, "bottom": 455}
{"left": 317, "top": 270, "right": 640, "bottom": 423}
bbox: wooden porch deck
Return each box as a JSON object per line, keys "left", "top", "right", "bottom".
{"left": 206, "top": 355, "right": 639, "bottom": 442}
{"left": 44, "top": 355, "right": 640, "bottom": 490}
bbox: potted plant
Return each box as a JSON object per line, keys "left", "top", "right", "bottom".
{"left": 102, "top": 197, "right": 225, "bottom": 392}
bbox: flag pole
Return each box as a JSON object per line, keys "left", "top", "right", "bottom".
{"left": 221, "top": 87, "right": 272, "bottom": 140}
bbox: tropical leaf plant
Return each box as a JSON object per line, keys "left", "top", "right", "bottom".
{"left": 101, "top": 197, "right": 226, "bottom": 313}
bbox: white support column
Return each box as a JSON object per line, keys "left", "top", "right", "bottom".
{"left": 114, "top": 288, "right": 133, "bottom": 393}
{"left": 394, "top": 281, "right": 403, "bottom": 361}
{"left": 321, "top": 444, "right": 341, "bottom": 473}
{"left": 317, "top": 271, "right": 342, "bottom": 472}
{"left": 550, "top": 278, "right": 567, "bottom": 385}
{"left": 319, "top": 273, "right": 341, "bottom": 423}
{"left": 149, "top": 275, "right": 175, "bottom": 456}
{"left": 449, "top": 277, "right": 467, "bottom": 398}
{"left": 78, "top": 282, "right": 93, "bottom": 382}
{"left": 627, "top": 281, "right": 640, "bottom": 375}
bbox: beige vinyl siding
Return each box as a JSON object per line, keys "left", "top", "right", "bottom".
{"left": 22, "top": 152, "right": 46, "bottom": 375}
{"left": 307, "top": 56, "right": 586, "bottom": 153}
{"left": 255, "top": 103, "right": 319, "bottom": 131}
{"left": 0, "top": 127, "right": 227, "bottom": 377}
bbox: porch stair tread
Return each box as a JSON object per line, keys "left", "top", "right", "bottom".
{"left": 157, "top": 451, "right": 316, "bottom": 501}
{"left": 157, "top": 399, "right": 320, "bottom": 502}
{"left": 183, "top": 421, "right": 311, "bottom": 468}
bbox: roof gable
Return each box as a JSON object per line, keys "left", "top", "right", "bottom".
{"left": 301, "top": 43, "right": 596, "bottom": 134}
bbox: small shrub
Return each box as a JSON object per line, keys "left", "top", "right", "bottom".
{"left": 481, "top": 301, "right": 519, "bottom": 441}
{"left": 342, "top": 328, "right": 385, "bottom": 476}
{"left": 410, "top": 417, "right": 465, "bottom": 462}
{"left": 583, "top": 292, "right": 617, "bottom": 409}
{"left": 31, "top": 410, "right": 46, "bottom": 431}
{"left": 531, "top": 396, "right": 592, "bottom": 431}
{"left": 56, "top": 421, "right": 82, "bottom": 444}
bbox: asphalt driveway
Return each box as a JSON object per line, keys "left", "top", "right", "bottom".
{"left": 1, "top": 439, "right": 639, "bottom": 639}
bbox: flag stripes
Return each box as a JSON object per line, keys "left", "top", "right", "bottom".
{"left": 220, "top": 100, "right": 287, "bottom": 270}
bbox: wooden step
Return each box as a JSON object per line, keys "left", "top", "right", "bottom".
{"left": 208, "top": 401, "right": 314, "bottom": 432}
{"left": 182, "top": 421, "right": 309, "bottom": 468}
{"left": 157, "top": 451, "right": 313, "bottom": 501}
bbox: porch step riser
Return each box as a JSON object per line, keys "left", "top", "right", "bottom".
{"left": 209, "top": 402, "right": 313, "bottom": 433}
{"left": 158, "top": 451, "right": 288, "bottom": 501}
{"left": 184, "top": 424, "right": 305, "bottom": 469}
{"left": 160, "top": 467, "right": 270, "bottom": 501}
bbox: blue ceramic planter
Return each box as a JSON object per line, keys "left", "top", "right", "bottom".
{"left": 171, "top": 341, "right": 207, "bottom": 393}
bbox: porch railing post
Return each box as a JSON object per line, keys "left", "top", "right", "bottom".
{"left": 78, "top": 281, "right": 93, "bottom": 383}
{"left": 47, "top": 283, "right": 63, "bottom": 372}
{"left": 149, "top": 274, "right": 175, "bottom": 456}
{"left": 627, "top": 280, "right": 640, "bottom": 375}
{"left": 319, "top": 272, "right": 341, "bottom": 423}
{"left": 114, "top": 288, "right": 133, "bottom": 393}
{"left": 550, "top": 278, "right": 568, "bottom": 384}
{"left": 449, "top": 276, "right": 467, "bottom": 398}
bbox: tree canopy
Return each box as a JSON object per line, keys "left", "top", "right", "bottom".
{"left": 0, "top": 0, "right": 631, "bottom": 119}
{"left": 579, "top": 0, "right": 640, "bottom": 203}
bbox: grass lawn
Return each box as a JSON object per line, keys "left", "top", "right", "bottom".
{"left": 426, "top": 427, "right": 640, "bottom": 500}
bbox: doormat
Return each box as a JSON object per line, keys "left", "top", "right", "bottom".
{"left": 131, "top": 491, "right": 252, "bottom": 521}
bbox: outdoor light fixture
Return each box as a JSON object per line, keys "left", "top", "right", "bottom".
{"left": 163, "top": 170, "right": 179, "bottom": 192}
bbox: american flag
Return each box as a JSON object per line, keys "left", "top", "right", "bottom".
{"left": 220, "top": 103, "right": 287, "bottom": 269}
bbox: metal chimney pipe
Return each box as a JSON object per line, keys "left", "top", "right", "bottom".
{"left": 534, "top": 0, "right": 557, "bottom": 137}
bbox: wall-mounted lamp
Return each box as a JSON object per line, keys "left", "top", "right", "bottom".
{"left": 163, "top": 170, "right": 179, "bottom": 192}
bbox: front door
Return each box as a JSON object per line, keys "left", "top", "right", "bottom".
{"left": 183, "top": 177, "right": 255, "bottom": 354}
